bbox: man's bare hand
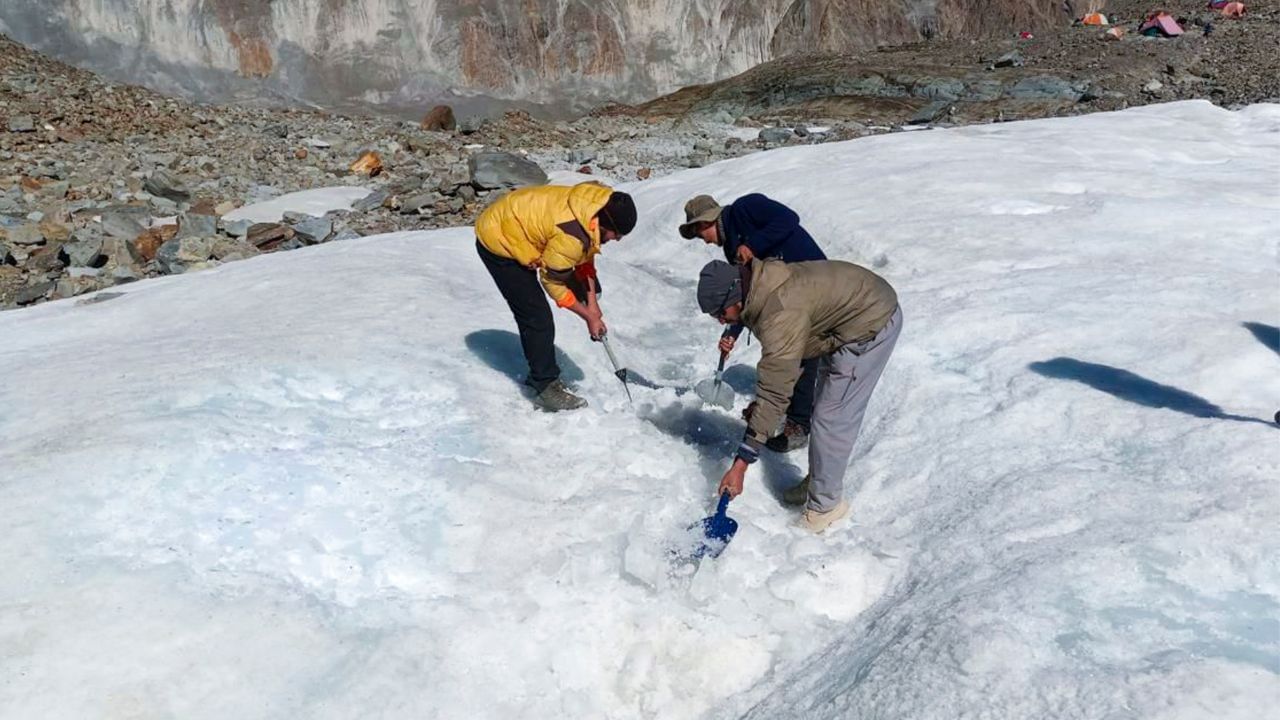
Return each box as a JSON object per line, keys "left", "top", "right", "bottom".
{"left": 736, "top": 245, "right": 755, "bottom": 264}
{"left": 718, "top": 335, "right": 736, "bottom": 355}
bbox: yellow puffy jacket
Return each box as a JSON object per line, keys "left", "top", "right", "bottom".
{"left": 475, "top": 182, "right": 613, "bottom": 307}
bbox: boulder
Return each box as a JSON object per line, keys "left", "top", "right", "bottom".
{"left": 211, "top": 238, "right": 260, "bottom": 262}
{"left": 156, "top": 236, "right": 215, "bottom": 274}
{"left": 61, "top": 235, "right": 106, "bottom": 267}
{"left": 100, "top": 211, "right": 145, "bottom": 240}
{"left": 1008, "top": 76, "right": 1083, "bottom": 101}
{"left": 992, "top": 51, "right": 1025, "bottom": 69}
{"left": 143, "top": 169, "right": 191, "bottom": 203}
{"left": 178, "top": 212, "right": 219, "bottom": 239}
{"left": 15, "top": 280, "right": 54, "bottom": 305}
{"left": 421, "top": 105, "right": 457, "bottom": 132}
{"left": 293, "top": 216, "right": 334, "bottom": 243}
{"left": 351, "top": 190, "right": 389, "bottom": 212}
{"left": 758, "top": 127, "right": 794, "bottom": 144}
{"left": 468, "top": 152, "right": 548, "bottom": 189}
{"left": 246, "top": 223, "right": 295, "bottom": 251}
{"left": 909, "top": 100, "right": 951, "bottom": 125}
{"left": 8, "top": 115, "right": 35, "bottom": 133}
{"left": 1, "top": 223, "right": 44, "bottom": 246}
{"left": 568, "top": 148, "right": 597, "bottom": 165}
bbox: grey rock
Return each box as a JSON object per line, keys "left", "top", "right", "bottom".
{"left": 992, "top": 51, "right": 1025, "bottom": 69}
{"left": 247, "top": 185, "right": 281, "bottom": 203}
{"left": 792, "top": 125, "right": 810, "bottom": 138}
{"left": 178, "top": 212, "right": 218, "bottom": 239}
{"left": 916, "top": 77, "right": 966, "bottom": 100}
{"left": 909, "top": 100, "right": 951, "bottom": 125}
{"left": 143, "top": 169, "right": 191, "bottom": 202}
{"left": 331, "top": 229, "right": 362, "bottom": 242}
{"left": 758, "top": 127, "right": 794, "bottom": 144}
{"left": 293, "top": 216, "right": 334, "bottom": 243}
{"left": 302, "top": 137, "right": 332, "bottom": 148}
{"left": 1008, "top": 76, "right": 1083, "bottom": 101}
{"left": 267, "top": 124, "right": 289, "bottom": 138}
{"left": 54, "top": 275, "right": 100, "bottom": 300}
{"left": 8, "top": 115, "right": 35, "bottom": 133}
{"left": 26, "top": 211, "right": 44, "bottom": 223}
{"left": 352, "top": 190, "right": 388, "bottom": 212}
{"left": 109, "top": 265, "right": 142, "bottom": 284}
{"left": 211, "top": 237, "right": 260, "bottom": 262}
{"left": 62, "top": 236, "right": 105, "bottom": 267}
{"left": 15, "top": 281, "right": 54, "bottom": 305}
{"left": 101, "top": 237, "right": 144, "bottom": 267}
{"left": 222, "top": 218, "right": 255, "bottom": 238}
{"left": 156, "top": 236, "right": 215, "bottom": 274}
{"left": 568, "top": 148, "right": 597, "bottom": 165}
{"left": 40, "top": 181, "right": 70, "bottom": 199}
{"left": 281, "top": 211, "right": 314, "bottom": 224}
{"left": 142, "top": 152, "right": 178, "bottom": 168}
{"left": 400, "top": 193, "right": 438, "bottom": 214}
{"left": 597, "top": 155, "right": 619, "bottom": 170}
{"left": 1143, "top": 79, "right": 1165, "bottom": 94}
{"left": 457, "top": 117, "right": 484, "bottom": 135}
{"left": 100, "top": 212, "right": 145, "bottom": 240}
{"left": 468, "top": 152, "right": 547, "bottom": 190}
{"left": 457, "top": 184, "right": 478, "bottom": 203}
{"left": 4, "top": 223, "right": 44, "bottom": 245}
{"left": 149, "top": 196, "right": 180, "bottom": 214}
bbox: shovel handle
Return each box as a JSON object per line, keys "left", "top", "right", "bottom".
{"left": 716, "top": 351, "right": 727, "bottom": 373}
{"left": 715, "top": 491, "right": 731, "bottom": 517}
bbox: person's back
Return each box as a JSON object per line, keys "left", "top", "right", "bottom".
{"left": 744, "top": 260, "right": 897, "bottom": 359}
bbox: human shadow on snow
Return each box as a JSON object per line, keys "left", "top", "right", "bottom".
{"left": 1242, "top": 322, "right": 1279, "bottom": 359}
{"left": 640, "top": 402, "right": 803, "bottom": 505}
{"left": 464, "top": 329, "right": 585, "bottom": 387}
{"left": 1029, "top": 357, "right": 1274, "bottom": 427}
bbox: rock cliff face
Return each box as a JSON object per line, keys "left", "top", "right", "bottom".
{"left": 0, "top": 0, "right": 1062, "bottom": 114}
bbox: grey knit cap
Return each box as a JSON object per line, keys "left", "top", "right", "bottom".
{"left": 697, "top": 260, "right": 742, "bottom": 315}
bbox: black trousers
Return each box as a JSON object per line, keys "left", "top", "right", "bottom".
{"left": 787, "top": 357, "right": 820, "bottom": 431}
{"left": 477, "top": 241, "right": 559, "bottom": 392}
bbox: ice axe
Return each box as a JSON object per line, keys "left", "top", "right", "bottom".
{"left": 598, "top": 333, "right": 633, "bottom": 404}
{"left": 694, "top": 331, "right": 736, "bottom": 410}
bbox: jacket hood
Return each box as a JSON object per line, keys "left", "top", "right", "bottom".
{"left": 566, "top": 182, "right": 614, "bottom": 233}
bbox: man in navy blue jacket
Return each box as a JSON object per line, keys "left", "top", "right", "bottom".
{"left": 679, "top": 193, "right": 826, "bottom": 451}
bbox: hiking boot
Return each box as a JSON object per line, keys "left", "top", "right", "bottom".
{"left": 532, "top": 380, "right": 587, "bottom": 412}
{"left": 782, "top": 473, "right": 811, "bottom": 506}
{"left": 799, "top": 500, "right": 850, "bottom": 534}
{"left": 766, "top": 420, "right": 809, "bottom": 452}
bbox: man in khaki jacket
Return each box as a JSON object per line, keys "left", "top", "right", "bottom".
{"left": 696, "top": 258, "right": 902, "bottom": 532}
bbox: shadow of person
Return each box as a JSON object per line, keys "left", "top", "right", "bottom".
{"left": 640, "top": 401, "right": 803, "bottom": 504}
{"left": 1243, "top": 322, "right": 1280, "bottom": 359}
{"left": 720, "top": 363, "right": 757, "bottom": 394}
{"left": 464, "top": 329, "right": 585, "bottom": 387}
{"left": 1029, "top": 357, "right": 1274, "bottom": 427}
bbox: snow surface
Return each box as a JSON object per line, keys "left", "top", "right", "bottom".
{"left": 221, "top": 186, "right": 373, "bottom": 224}
{"left": 3, "top": 101, "right": 1279, "bottom": 719}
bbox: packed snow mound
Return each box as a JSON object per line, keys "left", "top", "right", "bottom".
{"left": 222, "top": 186, "right": 373, "bottom": 224}
{"left": 2, "top": 101, "right": 1278, "bottom": 720}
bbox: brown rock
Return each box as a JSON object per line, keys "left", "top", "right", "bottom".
{"left": 246, "top": 222, "right": 295, "bottom": 251}
{"left": 636, "top": 167, "right": 652, "bottom": 180}
{"left": 578, "top": 165, "right": 593, "bottom": 174}
{"left": 132, "top": 226, "right": 174, "bottom": 262}
{"left": 295, "top": 147, "right": 308, "bottom": 160}
{"left": 349, "top": 151, "right": 384, "bottom": 177}
{"left": 19, "top": 176, "right": 43, "bottom": 193}
{"left": 421, "top": 105, "right": 457, "bottom": 132}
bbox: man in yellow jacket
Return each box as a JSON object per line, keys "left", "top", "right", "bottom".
{"left": 475, "top": 182, "right": 637, "bottom": 411}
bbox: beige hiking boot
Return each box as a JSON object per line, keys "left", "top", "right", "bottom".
{"left": 532, "top": 380, "right": 587, "bottom": 412}
{"left": 783, "top": 473, "right": 810, "bottom": 506}
{"left": 800, "top": 500, "right": 850, "bottom": 534}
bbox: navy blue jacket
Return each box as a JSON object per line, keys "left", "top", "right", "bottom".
{"left": 719, "top": 194, "right": 825, "bottom": 340}
{"left": 719, "top": 194, "right": 826, "bottom": 265}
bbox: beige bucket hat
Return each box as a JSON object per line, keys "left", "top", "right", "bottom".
{"left": 678, "top": 195, "right": 723, "bottom": 239}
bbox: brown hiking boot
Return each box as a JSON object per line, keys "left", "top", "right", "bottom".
{"left": 783, "top": 473, "right": 811, "bottom": 506}
{"left": 766, "top": 420, "right": 809, "bottom": 452}
{"left": 532, "top": 380, "right": 587, "bottom": 412}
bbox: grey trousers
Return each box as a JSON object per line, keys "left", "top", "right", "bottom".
{"left": 807, "top": 306, "right": 903, "bottom": 512}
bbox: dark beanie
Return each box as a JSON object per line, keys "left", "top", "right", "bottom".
{"left": 598, "top": 191, "right": 637, "bottom": 235}
{"left": 697, "top": 260, "right": 742, "bottom": 315}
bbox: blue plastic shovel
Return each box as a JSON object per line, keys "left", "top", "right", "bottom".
{"left": 671, "top": 492, "right": 739, "bottom": 563}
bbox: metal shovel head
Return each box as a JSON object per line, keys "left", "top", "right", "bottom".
{"left": 694, "top": 377, "right": 735, "bottom": 410}
{"left": 670, "top": 492, "right": 739, "bottom": 564}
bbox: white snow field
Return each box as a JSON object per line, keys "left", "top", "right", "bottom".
{"left": 3, "top": 101, "right": 1279, "bottom": 719}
